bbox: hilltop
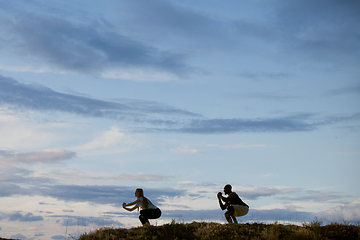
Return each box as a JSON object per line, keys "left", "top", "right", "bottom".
{"left": 78, "top": 221, "right": 360, "bottom": 240}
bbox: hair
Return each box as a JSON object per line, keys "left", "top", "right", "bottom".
{"left": 224, "top": 184, "right": 232, "bottom": 191}
{"left": 136, "top": 188, "right": 149, "bottom": 209}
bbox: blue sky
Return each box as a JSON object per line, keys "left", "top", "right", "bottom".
{"left": 0, "top": 0, "right": 359, "bottom": 239}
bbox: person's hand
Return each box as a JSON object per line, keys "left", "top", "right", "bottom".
{"left": 217, "top": 192, "right": 222, "bottom": 198}
{"left": 122, "top": 202, "right": 127, "bottom": 208}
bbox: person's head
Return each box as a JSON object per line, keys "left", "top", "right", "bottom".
{"left": 135, "top": 188, "right": 149, "bottom": 208}
{"left": 224, "top": 184, "right": 232, "bottom": 195}
{"left": 135, "top": 188, "right": 144, "bottom": 198}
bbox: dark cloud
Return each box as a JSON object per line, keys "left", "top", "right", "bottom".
{"left": 326, "top": 85, "right": 360, "bottom": 97}
{"left": 274, "top": 0, "right": 360, "bottom": 60}
{"left": 232, "top": 0, "right": 360, "bottom": 64}
{"left": 177, "top": 116, "right": 317, "bottom": 134}
{"left": 0, "top": 183, "right": 25, "bottom": 197}
{"left": 120, "top": 0, "right": 225, "bottom": 43}
{"left": 2, "top": 9, "right": 190, "bottom": 76}
{"left": 8, "top": 212, "right": 43, "bottom": 222}
{"left": 51, "top": 235, "right": 65, "bottom": 240}
{"left": 1, "top": 75, "right": 359, "bottom": 134}
{"left": 0, "top": 75, "right": 199, "bottom": 120}
{"left": 10, "top": 233, "right": 27, "bottom": 240}
{"left": 38, "top": 185, "right": 186, "bottom": 207}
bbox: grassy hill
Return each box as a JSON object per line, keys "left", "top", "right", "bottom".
{"left": 78, "top": 221, "right": 360, "bottom": 240}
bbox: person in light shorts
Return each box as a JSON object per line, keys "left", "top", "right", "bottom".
{"left": 217, "top": 184, "right": 249, "bottom": 223}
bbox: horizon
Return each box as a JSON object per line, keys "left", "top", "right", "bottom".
{"left": 0, "top": 0, "right": 359, "bottom": 239}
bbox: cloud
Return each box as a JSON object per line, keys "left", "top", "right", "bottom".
{"left": 0, "top": 148, "right": 76, "bottom": 164}
{"left": 326, "top": 85, "right": 360, "bottom": 97}
{"left": 0, "top": 75, "right": 199, "bottom": 121}
{"left": 169, "top": 148, "right": 202, "bottom": 154}
{"left": 286, "top": 190, "right": 349, "bottom": 203}
{"left": 206, "top": 144, "right": 277, "bottom": 149}
{"left": 316, "top": 198, "right": 360, "bottom": 223}
{"left": 118, "top": 0, "right": 225, "bottom": 43}
{"left": 231, "top": 0, "right": 360, "bottom": 65}
{"left": 51, "top": 235, "right": 65, "bottom": 240}
{"left": 1, "top": 76, "right": 359, "bottom": 134}
{"left": 0, "top": 183, "right": 29, "bottom": 197}
{"left": 273, "top": 0, "right": 360, "bottom": 61}
{"left": 37, "top": 185, "right": 186, "bottom": 207}
{"left": 233, "top": 186, "right": 349, "bottom": 204}
{"left": 239, "top": 187, "right": 299, "bottom": 200}
{"left": 177, "top": 116, "right": 317, "bottom": 133}
{"left": 0, "top": 112, "right": 54, "bottom": 149}
{"left": 119, "top": 173, "right": 166, "bottom": 182}
{"left": 51, "top": 215, "right": 123, "bottom": 227}
{"left": 8, "top": 212, "right": 43, "bottom": 222}
{"left": 0, "top": 164, "right": 57, "bottom": 190}
{"left": 77, "top": 127, "right": 126, "bottom": 150}
{"left": 10, "top": 234, "right": 28, "bottom": 240}
{"left": 1, "top": 8, "right": 190, "bottom": 77}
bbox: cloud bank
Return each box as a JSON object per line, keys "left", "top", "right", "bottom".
{"left": 2, "top": 75, "right": 359, "bottom": 134}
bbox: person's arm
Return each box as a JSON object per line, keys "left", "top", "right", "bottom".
{"left": 217, "top": 192, "right": 227, "bottom": 210}
{"left": 218, "top": 192, "right": 230, "bottom": 202}
{"left": 123, "top": 199, "right": 140, "bottom": 212}
{"left": 125, "top": 199, "right": 140, "bottom": 206}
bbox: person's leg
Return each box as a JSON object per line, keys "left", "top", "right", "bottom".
{"left": 139, "top": 210, "right": 150, "bottom": 225}
{"left": 226, "top": 206, "right": 238, "bottom": 223}
{"left": 224, "top": 211, "right": 233, "bottom": 223}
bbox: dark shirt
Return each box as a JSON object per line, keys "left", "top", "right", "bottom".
{"left": 229, "top": 192, "right": 249, "bottom": 207}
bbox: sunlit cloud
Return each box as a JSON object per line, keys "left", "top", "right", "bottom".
{"left": 76, "top": 127, "right": 126, "bottom": 150}
{"left": 0, "top": 112, "right": 54, "bottom": 149}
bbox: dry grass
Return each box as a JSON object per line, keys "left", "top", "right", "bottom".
{"left": 78, "top": 221, "right": 360, "bottom": 240}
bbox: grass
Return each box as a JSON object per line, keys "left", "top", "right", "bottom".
{"left": 78, "top": 221, "right": 360, "bottom": 240}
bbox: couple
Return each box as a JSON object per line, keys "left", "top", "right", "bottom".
{"left": 123, "top": 184, "right": 248, "bottom": 225}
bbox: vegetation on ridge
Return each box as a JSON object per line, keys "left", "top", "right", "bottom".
{"left": 78, "top": 221, "right": 360, "bottom": 240}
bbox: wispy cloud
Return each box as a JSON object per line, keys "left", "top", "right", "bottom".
{"left": 206, "top": 144, "right": 278, "bottom": 149}
{"left": 169, "top": 148, "right": 202, "bottom": 154}
{"left": 2, "top": 75, "right": 359, "bottom": 134}
{"left": 0, "top": 75, "right": 199, "bottom": 121}
{"left": 76, "top": 127, "right": 126, "bottom": 150}
{"left": 8, "top": 212, "right": 44, "bottom": 222}
{"left": 1, "top": 9, "right": 190, "bottom": 77}
{"left": 326, "top": 85, "right": 360, "bottom": 97}
{"left": 239, "top": 186, "right": 299, "bottom": 200}
{"left": 0, "top": 149, "right": 76, "bottom": 164}
{"left": 119, "top": 173, "right": 166, "bottom": 182}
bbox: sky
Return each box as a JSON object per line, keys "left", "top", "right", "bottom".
{"left": 0, "top": 0, "right": 359, "bottom": 239}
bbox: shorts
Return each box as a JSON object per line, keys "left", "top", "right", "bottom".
{"left": 232, "top": 204, "right": 249, "bottom": 217}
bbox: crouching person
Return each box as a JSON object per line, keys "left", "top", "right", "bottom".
{"left": 217, "top": 184, "right": 249, "bottom": 224}
{"left": 123, "top": 188, "right": 161, "bottom": 225}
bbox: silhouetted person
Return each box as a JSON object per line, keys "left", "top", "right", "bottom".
{"left": 123, "top": 188, "right": 161, "bottom": 225}
{"left": 217, "top": 184, "right": 249, "bottom": 223}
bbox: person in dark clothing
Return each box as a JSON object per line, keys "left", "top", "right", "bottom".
{"left": 217, "top": 184, "right": 249, "bottom": 223}
{"left": 123, "top": 188, "right": 161, "bottom": 225}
